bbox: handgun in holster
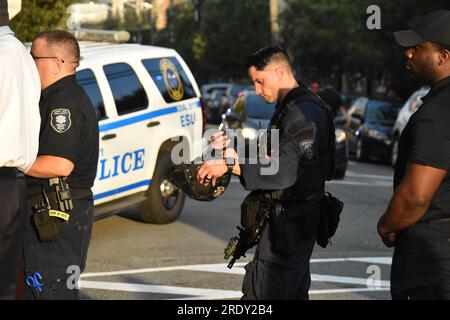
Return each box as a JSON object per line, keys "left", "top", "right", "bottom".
{"left": 49, "top": 177, "right": 73, "bottom": 212}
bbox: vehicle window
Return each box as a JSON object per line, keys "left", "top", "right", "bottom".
{"left": 76, "top": 69, "right": 107, "bottom": 120}
{"left": 141, "top": 57, "right": 196, "bottom": 103}
{"left": 365, "top": 100, "right": 401, "bottom": 126}
{"left": 103, "top": 63, "right": 148, "bottom": 115}
{"left": 246, "top": 95, "right": 275, "bottom": 119}
{"left": 233, "top": 96, "right": 246, "bottom": 119}
{"left": 350, "top": 97, "right": 368, "bottom": 118}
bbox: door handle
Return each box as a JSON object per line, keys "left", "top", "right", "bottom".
{"left": 101, "top": 133, "right": 117, "bottom": 141}
{"left": 147, "top": 121, "right": 160, "bottom": 128}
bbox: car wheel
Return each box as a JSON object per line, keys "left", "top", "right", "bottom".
{"left": 139, "top": 150, "right": 185, "bottom": 224}
{"left": 356, "top": 138, "right": 368, "bottom": 162}
{"left": 391, "top": 136, "right": 399, "bottom": 168}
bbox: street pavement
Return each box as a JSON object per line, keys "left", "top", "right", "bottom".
{"left": 80, "top": 160, "right": 395, "bottom": 300}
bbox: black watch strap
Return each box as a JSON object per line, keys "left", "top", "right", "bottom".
{"left": 225, "top": 157, "right": 235, "bottom": 174}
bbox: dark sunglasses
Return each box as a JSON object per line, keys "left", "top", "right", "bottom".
{"left": 31, "top": 54, "right": 65, "bottom": 63}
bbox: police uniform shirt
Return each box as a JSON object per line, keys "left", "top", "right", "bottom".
{"left": 391, "top": 76, "right": 450, "bottom": 294}
{"left": 27, "top": 75, "right": 99, "bottom": 197}
{"left": 0, "top": 26, "right": 41, "bottom": 172}
{"left": 239, "top": 85, "right": 331, "bottom": 267}
{"left": 239, "top": 85, "right": 328, "bottom": 192}
{"left": 394, "top": 76, "right": 450, "bottom": 221}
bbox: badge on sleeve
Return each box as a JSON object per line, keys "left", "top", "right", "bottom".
{"left": 50, "top": 108, "right": 72, "bottom": 133}
{"left": 299, "top": 139, "right": 315, "bottom": 160}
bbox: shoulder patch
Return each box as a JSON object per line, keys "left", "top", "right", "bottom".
{"left": 298, "top": 139, "right": 315, "bottom": 160}
{"left": 50, "top": 108, "right": 72, "bottom": 133}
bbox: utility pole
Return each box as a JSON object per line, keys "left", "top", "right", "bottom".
{"left": 269, "top": 0, "right": 280, "bottom": 43}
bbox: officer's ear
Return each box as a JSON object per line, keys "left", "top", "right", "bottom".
{"left": 274, "top": 65, "right": 284, "bottom": 81}
{"left": 51, "top": 57, "right": 64, "bottom": 75}
{"left": 438, "top": 47, "right": 450, "bottom": 66}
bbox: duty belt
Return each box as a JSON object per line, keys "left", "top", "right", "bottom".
{"left": 0, "top": 167, "right": 24, "bottom": 178}
{"left": 27, "top": 188, "right": 92, "bottom": 208}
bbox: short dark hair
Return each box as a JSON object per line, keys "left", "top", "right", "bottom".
{"left": 435, "top": 42, "right": 450, "bottom": 52}
{"left": 244, "top": 45, "right": 293, "bottom": 71}
{"left": 35, "top": 30, "right": 80, "bottom": 64}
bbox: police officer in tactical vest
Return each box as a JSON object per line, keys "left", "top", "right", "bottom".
{"left": 197, "top": 45, "right": 336, "bottom": 299}
{"left": 24, "top": 30, "right": 99, "bottom": 299}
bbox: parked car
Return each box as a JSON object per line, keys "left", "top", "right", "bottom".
{"left": 205, "top": 89, "right": 228, "bottom": 124}
{"left": 202, "top": 83, "right": 252, "bottom": 124}
{"left": 340, "top": 93, "right": 360, "bottom": 109}
{"left": 225, "top": 91, "right": 348, "bottom": 179}
{"left": 390, "top": 86, "right": 430, "bottom": 167}
{"left": 200, "top": 82, "right": 233, "bottom": 101}
{"left": 336, "top": 98, "right": 402, "bottom": 162}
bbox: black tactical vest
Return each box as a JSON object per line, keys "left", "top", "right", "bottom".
{"left": 267, "top": 82, "right": 336, "bottom": 201}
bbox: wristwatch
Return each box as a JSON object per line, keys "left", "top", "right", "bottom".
{"left": 225, "top": 157, "right": 235, "bottom": 175}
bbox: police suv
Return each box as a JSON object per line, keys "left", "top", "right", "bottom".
{"left": 74, "top": 41, "right": 204, "bottom": 224}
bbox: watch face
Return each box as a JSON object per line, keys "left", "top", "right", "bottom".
{"left": 225, "top": 157, "right": 235, "bottom": 166}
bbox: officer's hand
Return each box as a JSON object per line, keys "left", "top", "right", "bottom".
{"left": 377, "top": 217, "right": 396, "bottom": 247}
{"left": 380, "top": 233, "right": 396, "bottom": 247}
{"left": 210, "top": 131, "right": 230, "bottom": 150}
{"left": 197, "top": 160, "right": 228, "bottom": 187}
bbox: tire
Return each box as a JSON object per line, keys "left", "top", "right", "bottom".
{"left": 356, "top": 138, "right": 368, "bottom": 162}
{"left": 139, "top": 150, "right": 185, "bottom": 224}
{"left": 390, "top": 135, "right": 399, "bottom": 168}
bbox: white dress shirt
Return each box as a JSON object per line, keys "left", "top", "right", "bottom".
{"left": 0, "top": 26, "right": 41, "bottom": 173}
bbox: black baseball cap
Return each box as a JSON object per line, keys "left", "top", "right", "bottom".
{"left": 394, "top": 10, "right": 450, "bottom": 47}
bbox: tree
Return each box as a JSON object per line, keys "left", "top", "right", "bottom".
{"left": 10, "top": 0, "right": 78, "bottom": 42}
{"left": 281, "top": 0, "right": 450, "bottom": 98}
{"left": 199, "top": 0, "right": 271, "bottom": 81}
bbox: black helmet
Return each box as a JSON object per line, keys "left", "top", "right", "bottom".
{"left": 169, "top": 158, "right": 231, "bottom": 202}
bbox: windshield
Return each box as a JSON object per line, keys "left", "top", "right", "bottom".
{"left": 365, "top": 100, "right": 401, "bottom": 126}
{"left": 246, "top": 95, "right": 275, "bottom": 119}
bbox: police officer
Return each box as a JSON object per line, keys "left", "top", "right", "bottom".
{"left": 198, "top": 45, "right": 335, "bottom": 299}
{"left": 0, "top": 0, "right": 41, "bottom": 299}
{"left": 24, "top": 30, "right": 99, "bottom": 299}
{"left": 377, "top": 10, "right": 450, "bottom": 300}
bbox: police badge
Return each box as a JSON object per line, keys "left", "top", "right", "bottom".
{"left": 50, "top": 108, "right": 72, "bottom": 133}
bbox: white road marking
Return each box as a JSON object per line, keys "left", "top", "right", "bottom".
{"left": 81, "top": 257, "right": 393, "bottom": 299}
{"left": 80, "top": 280, "right": 242, "bottom": 300}
{"left": 82, "top": 257, "right": 392, "bottom": 278}
{"left": 347, "top": 257, "right": 392, "bottom": 265}
{"left": 81, "top": 262, "right": 249, "bottom": 278}
{"left": 346, "top": 171, "right": 393, "bottom": 181}
{"left": 80, "top": 280, "right": 389, "bottom": 300}
{"left": 310, "top": 257, "right": 392, "bottom": 265}
{"left": 327, "top": 180, "right": 391, "bottom": 187}
{"left": 309, "top": 287, "right": 390, "bottom": 295}
{"left": 312, "top": 274, "right": 390, "bottom": 287}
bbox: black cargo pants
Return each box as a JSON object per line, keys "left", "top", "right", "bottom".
{"left": 23, "top": 199, "right": 94, "bottom": 300}
{"left": 241, "top": 231, "right": 316, "bottom": 300}
{"left": 0, "top": 168, "right": 26, "bottom": 299}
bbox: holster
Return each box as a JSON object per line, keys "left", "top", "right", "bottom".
{"left": 27, "top": 177, "right": 78, "bottom": 242}
{"left": 268, "top": 194, "right": 323, "bottom": 256}
{"left": 268, "top": 202, "right": 298, "bottom": 256}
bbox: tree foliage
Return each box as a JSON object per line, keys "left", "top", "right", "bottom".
{"left": 10, "top": 0, "right": 77, "bottom": 42}
{"left": 151, "top": 0, "right": 271, "bottom": 83}
{"left": 281, "top": 0, "right": 450, "bottom": 97}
